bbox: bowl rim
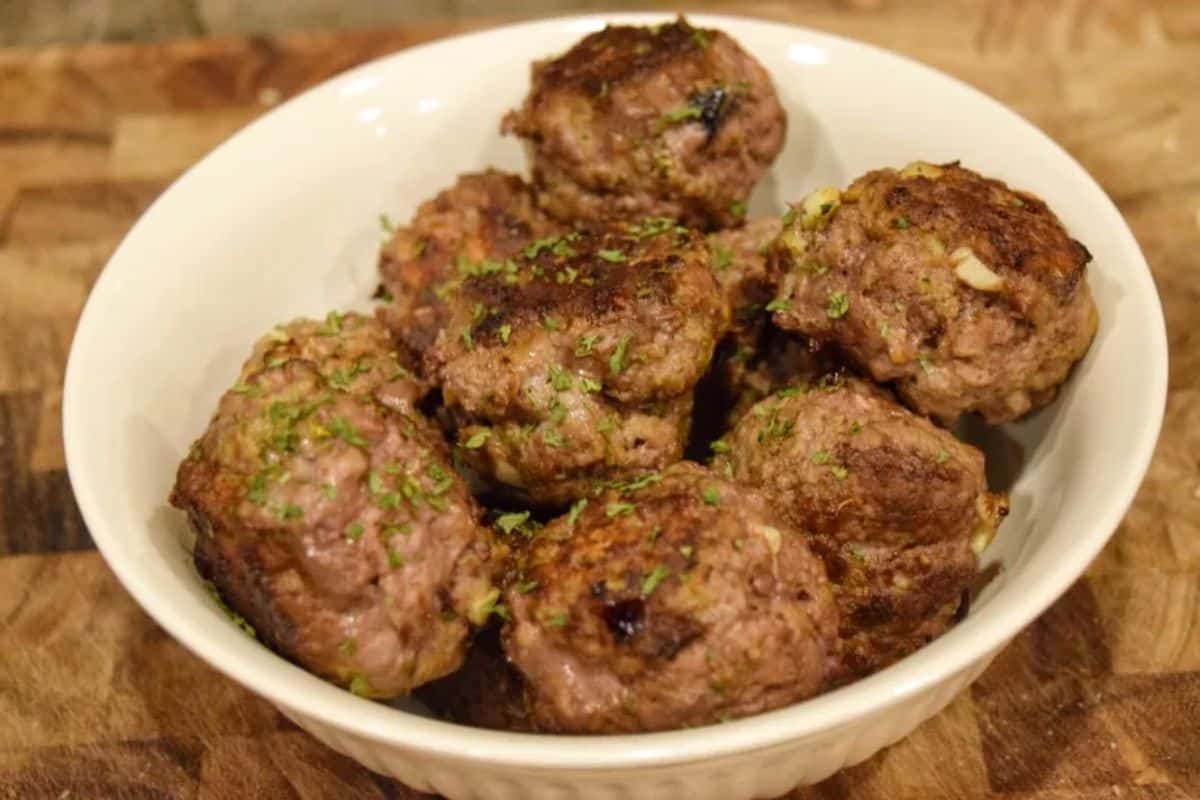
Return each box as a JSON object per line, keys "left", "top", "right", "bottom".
{"left": 63, "top": 10, "right": 1168, "bottom": 771}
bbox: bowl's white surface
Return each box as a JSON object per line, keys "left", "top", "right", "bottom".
{"left": 63, "top": 13, "right": 1167, "bottom": 800}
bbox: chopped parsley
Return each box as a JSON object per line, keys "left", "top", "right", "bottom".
{"left": 321, "top": 483, "right": 338, "bottom": 500}
{"left": 917, "top": 353, "right": 934, "bottom": 373}
{"left": 498, "top": 324, "right": 512, "bottom": 344}
{"left": 541, "top": 315, "right": 562, "bottom": 331}
{"left": 893, "top": 216, "right": 911, "bottom": 230}
{"left": 348, "top": 675, "right": 371, "bottom": 697}
{"left": 781, "top": 207, "right": 797, "bottom": 227}
{"left": 830, "top": 465, "right": 849, "bottom": 481}
{"left": 710, "top": 439, "right": 730, "bottom": 454}
{"left": 329, "top": 417, "right": 366, "bottom": 447}
{"left": 549, "top": 364, "right": 573, "bottom": 392}
{"left": 729, "top": 199, "right": 746, "bottom": 219}
{"left": 765, "top": 297, "right": 791, "bottom": 313}
{"left": 642, "top": 564, "right": 671, "bottom": 596}
{"left": 575, "top": 333, "right": 599, "bottom": 356}
{"left": 624, "top": 472, "right": 662, "bottom": 492}
{"left": 849, "top": 421, "right": 862, "bottom": 435}
{"left": 826, "top": 291, "right": 850, "bottom": 319}
{"left": 460, "top": 326, "right": 474, "bottom": 351}
{"left": 659, "top": 104, "right": 703, "bottom": 128}
{"left": 609, "top": 334, "right": 633, "bottom": 375}
{"left": 546, "top": 612, "right": 569, "bottom": 628}
{"left": 598, "top": 249, "right": 626, "bottom": 263}
{"left": 711, "top": 245, "right": 733, "bottom": 272}
{"left": 542, "top": 428, "right": 568, "bottom": 448}
{"left": 344, "top": 521, "right": 364, "bottom": 541}
{"left": 231, "top": 383, "right": 261, "bottom": 397}
{"left": 605, "top": 501, "right": 636, "bottom": 518}
{"left": 279, "top": 504, "right": 303, "bottom": 521}
{"left": 701, "top": 487, "right": 720, "bottom": 506}
{"left": 936, "top": 449, "right": 951, "bottom": 464}
{"left": 463, "top": 430, "right": 491, "bottom": 449}
{"left": 811, "top": 450, "right": 831, "bottom": 465}
{"left": 516, "top": 580, "right": 539, "bottom": 594}
{"left": 495, "top": 511, "right": 531, "bottom": 534}
{"left": 567, "top": 498, "right": 588, "bottom": 528}
{"left": 324, "top": 310, "right": 344, "bottom": 335}
{"left": 581, "top": 376, "right": 603, "bottom": 393}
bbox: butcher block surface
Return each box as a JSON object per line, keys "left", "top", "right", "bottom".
{"left": 1, "top": 3, "right": 1198, "bottom": 797}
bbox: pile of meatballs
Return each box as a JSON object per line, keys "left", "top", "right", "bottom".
{"left": 171, "top": 18, "right": 1098, "bottom": 734}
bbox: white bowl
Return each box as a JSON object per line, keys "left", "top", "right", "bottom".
{"left": 63, "top": 13, "right": 1167, "bottom": 800}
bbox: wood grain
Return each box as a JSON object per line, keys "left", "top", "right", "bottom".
{"left": 0, "top": 2, "right": 1197, "bottom": 797}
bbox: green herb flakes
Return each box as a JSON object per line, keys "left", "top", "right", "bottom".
{"left": 606, "top": 501, "right": 636, "bottom": 518}
{"left": 344, "top": 521, "right": 365, "bottom": 541}
{"left": 642, "top": 564, "right": 671, "bottom": 596}
{"left": 575, "top": 333, "right": 599, "bottom": 356}
{"left": 826, "top": 291, "right": 850, "bottom": 319}
{"left": 609, "top": 334, "right": 633, "bottom": 375}
{"left": 464, "top": 430, "right": 491, "bottom": 449}
{"left": 711, "top": 246, "right": 733, "bottom": 272}
{"left": 549, "top": 364, "right": 573, "bottom": 392}
{"left": 567, "top": 498, "right": 588, "bottom": 528}
{"left": 496, "top": 511, "right": 531, "bottom": 534}
{"left": 701, "top": 487, "right": 720, "bottom": 506}
{"left": 598, "top": 249, "right": 626, "bottom": 263}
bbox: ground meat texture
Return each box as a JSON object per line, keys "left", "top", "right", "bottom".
{"left": 768, "top": 162, "right": 1099, "bottom": 424}
{"left": 713, "top": 376, "right": 1007, "bottom": 678}
{"left": 502, "top": 462, "right": 840, "bottom": 733}
{"left": 424, "top": 223, "right": 728, "bottom": 508}
{"left": 377, "top": 170, "right": 561, "bottom": 360}
{"left": 170, "top": 314, "right": 497, "bottom": 698}
{"left": 502, "top": 18, "right": 786, "bottom": 230}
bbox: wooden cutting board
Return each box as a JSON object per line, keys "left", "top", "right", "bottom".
{"left": 1, "top": 3, "right": 1198, "bottom": 798}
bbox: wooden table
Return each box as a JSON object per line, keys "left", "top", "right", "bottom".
{"left": 1, "top": 3, "right": 1197, "bottom": 797}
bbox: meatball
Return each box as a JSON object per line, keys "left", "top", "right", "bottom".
{"left": 713, "top": 376, "right": 1007, "bottom": 677}
{"left": 170, "top": 314, "right": 497, "bottom": 698}
{"left": 768, "top": 162, "right": 1099, "bottom": 424}
{"left": 377, "top": 170, "right": 561, "bottom": 359}
{"left": 502, "top": 462, "right": 840, "bottom": 733}
{"left": 425, "top": 223, "right": 728, "bottom": 507}
{"left": 502, "top": 17, "right": 786, "bottom": 229}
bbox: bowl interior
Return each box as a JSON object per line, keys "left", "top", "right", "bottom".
{"left": 64, "top": 12, "right": 1166, "bottom": 768}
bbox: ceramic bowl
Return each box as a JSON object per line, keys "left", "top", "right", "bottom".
{"left": 63, "top": 13, "right": 1167, "bottom": 800}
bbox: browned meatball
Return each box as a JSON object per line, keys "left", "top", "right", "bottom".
{"left": 713, "top": 376, "right": 1007, "bottom": 677}
{"left": 377, "top": 170, "right": 561, "bottom": 359}
{"left": 171, "top": 314, "right": 497, "bottom": 698}
{"left": 768, "top": 162, "right": 1099, "bottom": 424}
{"left": 425, "top": 223, "right": 728, "bottom": 507}
{"left": 502, "top": 462, "right": 840, "bottom": 733}
{"left": 503, "top": 18, "right": 786, "bottom": 229}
